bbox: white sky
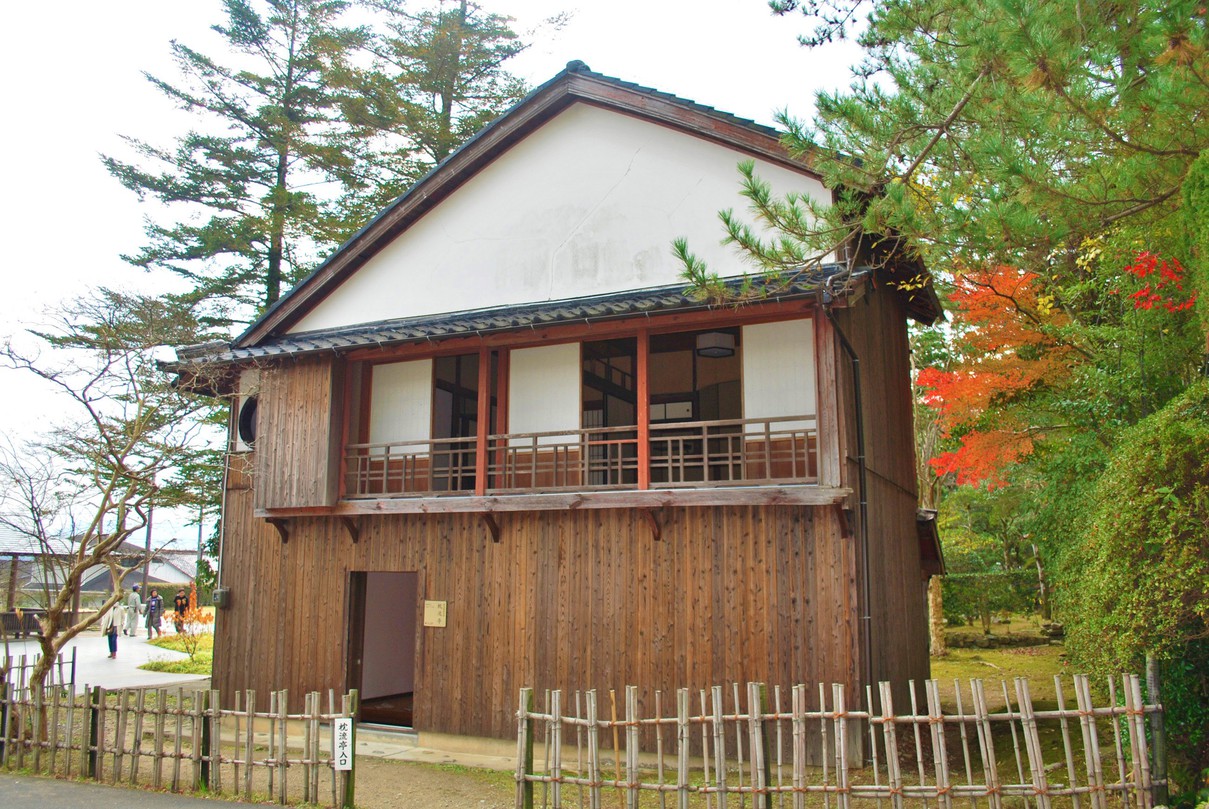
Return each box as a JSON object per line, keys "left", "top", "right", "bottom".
{"left": 0, "top": 0, "right": 860, "bottom": 537}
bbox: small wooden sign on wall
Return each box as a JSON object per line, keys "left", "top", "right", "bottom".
{"left": 423, "top": 600, "right": 447, "bottom": 628}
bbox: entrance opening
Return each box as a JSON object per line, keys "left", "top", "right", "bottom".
{"left": 347, "top": 571, "right": 419, "bottom": 728}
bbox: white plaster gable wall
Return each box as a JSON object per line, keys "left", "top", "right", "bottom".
{"left": 289, "top": 103, "right": 830, "bottom": 334}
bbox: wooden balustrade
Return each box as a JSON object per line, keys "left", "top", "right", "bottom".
{"left": 343, "top": 416, "right": 817, "bottom": 498}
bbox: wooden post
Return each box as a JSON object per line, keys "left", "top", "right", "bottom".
{"left": 476, "top": 347, "right": 491, "bottom": 496}
{"left": 87, "top": 685, "right": 102, "bottom": 780}
{"left": 515, "top": 688, "right": 535, "bottom": 809}
{"left": 341, "top": 690, "right": 359, "bottom": 809}
{"left": 637, "top": 327, "right": 650, "bottom": 490}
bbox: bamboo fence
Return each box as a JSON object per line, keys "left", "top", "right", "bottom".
{"left": 515, "top": 675, "right": 1166, "bottom": 809}
{"left": 1, "top": 648, "right": 77, "bottom": 694}
{"left": 0, "top": 681, "right": 359, "bottom": 808}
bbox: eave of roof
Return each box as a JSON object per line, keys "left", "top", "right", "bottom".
{"left": 178, "top": 270, "right": 852, "bottom": 366}
{"left": 235, "top": 60, "right": 823, "bottom": 349}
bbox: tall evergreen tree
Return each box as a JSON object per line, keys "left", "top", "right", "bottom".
{"left": 339, "top": 0, "right": 543, "bottom": 217}
{"left": 103, "top": 0, "right": 369, "bottom": 321}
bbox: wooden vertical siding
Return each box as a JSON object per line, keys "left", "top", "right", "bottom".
{"left": 253, "top": 356, "right": 344, "bottom": 511}
{"left": 212, "top": 493, "right": 860, "bottom": 740}
{"left": 830, "top": 286, "right": 931, "bottom": 704}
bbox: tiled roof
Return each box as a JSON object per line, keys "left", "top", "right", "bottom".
{"left": 177, "top": 270, "right": 851, "bottom": 365}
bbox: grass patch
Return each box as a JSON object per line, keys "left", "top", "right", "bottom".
{"left": 140, "top": 632, "right": 214, "bottom": 675}
{"left": 932, "top": 644, "right": 1068, "bottom": 708}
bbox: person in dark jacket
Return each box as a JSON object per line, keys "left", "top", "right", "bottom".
{"left": 173, "top": 588, "right": 189, "bottom": 633}
{"left": 145, "top": 589, "right": 164, "bottom": 639}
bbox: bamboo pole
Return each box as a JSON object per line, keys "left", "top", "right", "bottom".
{"left": 712, "top": 685, "right": 729, "bottom": 809}
{"left": 64, "top": 682, "right": 76, "bottom": 779}
{"left": 831, "top": 684, "right": 849, "bottom": 809}
{"left": 31, "top": 678, "right": 43, "bottom": 774}
{"left": 907, "top": 682, "right": 928, "bottom": 809}
{"left": 1126, "top": 676, "right": 1152, "bottom": 809}
{"left": 1107, "top": 678, "right": 1129, "bottom": 806}
{"left": 1074, "top": 676, "right": 1106, "bottom": 809}
{"left": 587, "top": 691, "right": 602, "bottom": 809}
{"left": 820, "top": 683, "right": 831, "bottom": 809}
{"left": 171, "top": 686, "right": 184, "bottom": 791}
{"left": 878, "top": 683, "right": 903, "bottom": 809}
{"left": 677, "top": 689, "right": 690, "bottom": 809}
{"left": 733, "top": 683, "right": 746, "bottom": 809}
{"left": 610, "top": 689, "right": 622, "bottom": 806}
{"left": 244, "top": 690, "right": 255, "bottom": 800}
{"left": 48, "top": 680, "right": 60, "bottom": 776}
{"left": 153, "top": 688, "right": 167, "bottom": 789}
{"left": 233, "top": 690, "right": 242, "bottom": 795}
{"left": 111, "top": 688, "right": 128, "bottom": 784}
{"left": 515, "top": 688, "right": 535, "bottom": 809}
{"left": 656, "top": 690, "right": 667, "bottom": 809}
{"left": 773, "top": 685, "right": 785, "bottom": 809}
{"left": 867, "top": 684, "right": 883, "bottom": 809}
{"left": 701, "top": 690, "right": 713, "bottom": 809}
{"left": 552, "top": 690, "right": 563, "bottom": 809}
{"left": 792, "top": 685, "right": 805, "bottom": 809}
{"left": 131, "top": 688, "right": 146, "bottom": 784}
{"left": 1014, "top": 678, "right": 1051, "bottom": 809}
{"left": 192, "top": 690, "right": 204, "bottom": 793}
{"left": 626, "top": 686, "right": 639, "bottom": 809}
{"left": 1000, "top": 680, "right": 1029, "bottom": 809}
{"left": 924, "top": 680, "right": 952, "bottom": 809}
{"left": 971, "top": 681, "right": 1002, "bottom": 809}
{"left": 267, "top": 690, "right": 277, "bottom": 799}
{"left": 278, "top": 689, "right": 289, "bottom": 805}
{"left": 1053, "top": 677, "right": 1081, "bottom": 809}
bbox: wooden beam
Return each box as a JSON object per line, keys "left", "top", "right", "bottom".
{"left": 480, "top": 513, "right": 501, "bottom": 543}
{"left": 640, "top": 508, "right": 661, "bottom": 541}
{"left": 256, "top": 485, "right": 852, "bottom": 519}
{"left": 339, "top": 517, "right": 360, "bottom": 544}
{"left": 266, "top": 518, "right": 290, "bottom": 544}
{"left": 636, "top": 326, "right": 650, "bottom": 491}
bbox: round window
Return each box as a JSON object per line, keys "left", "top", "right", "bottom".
{"left": 237, "top": 396, "right": 259, "bottom": 446}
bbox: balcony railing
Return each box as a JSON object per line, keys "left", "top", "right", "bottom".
{"left": 343, "top": 416, "right": 817, "bottom": 499}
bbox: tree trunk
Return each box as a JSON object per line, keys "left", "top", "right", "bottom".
{"left": 928, "top": 575, "right": 947, "bottom": 657}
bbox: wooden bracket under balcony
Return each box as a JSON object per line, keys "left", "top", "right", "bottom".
{"left": 479, "top": 513, "right": 501, "bottom": 543}
{"left": 340, "top": 516, "right": 360, "bottom": 544}
{"left": 266, "top": 517, "right": 290, "bottom": 544}
{"left": 641, "top": 508, "right": 662, "bottom": 541}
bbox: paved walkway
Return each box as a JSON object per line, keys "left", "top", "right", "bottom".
{"left": 3, "top": 629, "right": 209, "bottom": 691}
{"left": 3, "top": 773, "right": 236, "bottom": 807}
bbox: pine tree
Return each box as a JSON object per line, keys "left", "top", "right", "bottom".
{"left": 102, "top": 0, "right": 369, "bottom": 321}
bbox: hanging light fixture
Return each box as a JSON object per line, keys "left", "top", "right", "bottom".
{"left": 695, "top": 331, "right": 735, "bottom": 358}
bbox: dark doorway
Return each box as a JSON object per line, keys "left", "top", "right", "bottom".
{"left": 347, "top": 571, "right": 419, "bottom": 728}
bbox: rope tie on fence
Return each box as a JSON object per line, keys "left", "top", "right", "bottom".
{"left": 928, "top": 714, "right": 945, "bottom": 725}
{"left": 935, "top": 785, "right": 954, "bottom": 796}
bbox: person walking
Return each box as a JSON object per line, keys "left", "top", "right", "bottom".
{"left": 124, "top": 583, "right": 142, "bottom": 636}
{"left": 173, "top": 588, "right": 189, "bottom": 633}
{"left": 145, "top": 588, "right": 164, "bottom": 639}
{"left": 100, "top": 604, "right": 120, "bottom": 659}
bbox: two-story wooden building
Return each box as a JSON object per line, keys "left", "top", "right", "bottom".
{"left": 178, "top": 62, "right": 942, "bottom": 739}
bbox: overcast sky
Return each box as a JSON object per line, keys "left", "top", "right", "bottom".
{"left": 0, "top": 0, "right": 860, "bottom": 538}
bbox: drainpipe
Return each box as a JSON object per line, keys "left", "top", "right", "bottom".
{"left": 821, "top": 277, "right": 876, "bottom": 712}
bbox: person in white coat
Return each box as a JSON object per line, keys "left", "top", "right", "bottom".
{"left": 100, "top": 604, "right": 121, "bottom": 659}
